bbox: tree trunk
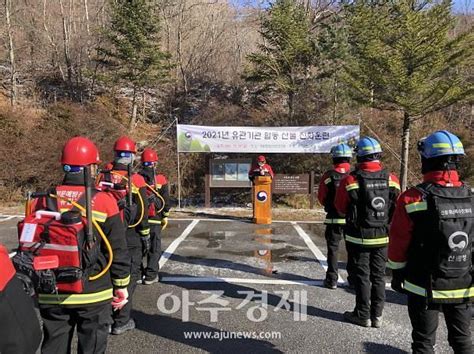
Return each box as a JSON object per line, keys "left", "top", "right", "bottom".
{"left": 130, "top": 87, "right": 138, "bottom": 130}
{"left": 5, "top": 0, "right": 17, "bottom": 106}
{"left": 59, "top": 0, "right": 73, "bottom": 85}
{"left": 176, "top": 2, "right": 188, "bottom": 94}
{"left": 43, "top": 0, "right": 66, "bottom": 82}
{"left": 142, "top": 91, "right": 146, "bottom": 120}
{"left": 288, "top": 90, "right": 294, "bottom": 122}
{"left": 399, "top": 111, "right": 411, "bottom": 192}
{"left": 333, "top": 73, "right": 338, "bottom": 122}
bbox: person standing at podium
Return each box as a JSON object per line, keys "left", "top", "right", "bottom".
{"left": 249, "top": 155, "right": 274, "bottom": 181}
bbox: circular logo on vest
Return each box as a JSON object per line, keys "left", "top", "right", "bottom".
{"left": 258, "top": 250, "right": 269, "bottom": 256}
{"left": 257, "top": 191, "right": 268, "bottom": 203}
{"left": 448, "top": 231, "right": 469, "bottom": 252}
{"left": 371, "top": 197, "right": 386, "bottom": 210}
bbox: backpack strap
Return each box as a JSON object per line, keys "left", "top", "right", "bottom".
{"left": 102, "top": 170, "right": 113, "bottom": 183}
{"left": 44, "top": 187, "right": 59, "bottom": 212}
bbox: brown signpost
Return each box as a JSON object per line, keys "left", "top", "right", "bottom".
{"left": 272, "top": 173, "right": 316, "bottom": 208}
{"left": 272, "top": 174, "right": 310, "bottom": 194}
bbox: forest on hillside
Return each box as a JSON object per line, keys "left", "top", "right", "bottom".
{"left": 0, "top": 0, "right": 472, "bottom": 204}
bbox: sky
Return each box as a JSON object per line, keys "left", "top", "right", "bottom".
{"left": 230, "top": 0, "right": 473, "bottom": 14}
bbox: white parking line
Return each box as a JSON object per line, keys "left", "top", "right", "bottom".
{"left": 161, "top": 276, "right": 323, "bottom": 286}
{"left": 169, "top": 217, "right": 324, "bottom": 224}
{"left": 0, "top": 215, "right": 19, "bottom": 222}
{"left": 292, "top": 222, "right": 345, "bottom": 284}
{"left": 159, "top": 276, "right": 395, "bottom": 289}
{"left": 0, "top": 214, "right": 325, "bottom": 224}
{"left": 159, "top": 219, "right": 199, "bottom": 269}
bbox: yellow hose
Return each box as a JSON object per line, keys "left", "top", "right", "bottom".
{"left": 144, "top": 183, "right": 166, "bottom": 214}
{"left": 109, "top": 171, "right": 144, "bottom": 228}
{"left": 48, "top": 194, "right": 113, "bottom": 281}
{"left": 127, "top": 188, "right": 144, "bottom": 228}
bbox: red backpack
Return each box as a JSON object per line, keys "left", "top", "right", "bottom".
{"left": 14, "top": 191, "right": 98, "bottom": 294}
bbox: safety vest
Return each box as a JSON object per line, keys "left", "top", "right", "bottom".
{"left": 345, "top": 169, "right": 390, "bottom": 247}
{"left": 404, "top": 182, "right": 473, "bottom": 303}
{"left": 324, "top": 170, "right": 347, "bottom": 224}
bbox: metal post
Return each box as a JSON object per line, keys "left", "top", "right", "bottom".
{"left": 84, "top": 166, "right": 94, "bottom": 246}
{"left": 176, "top": 119, "right": 181, "bottom": 209}
{"left": 205, "top": 155, "right": 211, "bottom": 208}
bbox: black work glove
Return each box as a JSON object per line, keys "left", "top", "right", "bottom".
{"left": 391, "top": 269, "right": 405, "bottom": 294}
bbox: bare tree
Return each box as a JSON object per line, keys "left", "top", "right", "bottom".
{"left": 4, "top": 0, "right": 17, "bottom": 106}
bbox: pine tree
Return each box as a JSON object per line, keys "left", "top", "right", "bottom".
{"left": 98, "top": 0, "right": 171, "bottom": 129}
{"left": 245, "top": 0, "right": 316, "bottom": 121}
{"left": 344, "top": 0, "right": 473, "bottom": 191}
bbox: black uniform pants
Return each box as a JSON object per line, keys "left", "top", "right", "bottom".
{"left": 408, "top": 295, "right": 472, "bottom": 354}
{"left": 113, "top": 229, "right": 142, "bottom": 327}
{"left": 324, "top": 224, "right": 344, "bottom": 284}
{"left": 0, "top": 276, "right": 42, "bottom": 354}
{"left": 40, "top": 303, "right": 112, "bottom": 354}
{"left": 143, "top": 223, "right": 162, "bottom": 280}
{"left": 345, "top": 240, "right": 355, "bottom": 287}
{"left": 347, "top": 243, "right": 387, "bottom": 320}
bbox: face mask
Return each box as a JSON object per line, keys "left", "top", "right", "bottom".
{"left": 115, "top": 151, "right": 134, "bottom": 165}
{"left": 258, "top": 162, "right": 264, "bottom": 166}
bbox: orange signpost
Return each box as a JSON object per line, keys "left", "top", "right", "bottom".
{"left": 252, "top": 176, "right": 272, "bottom": 224}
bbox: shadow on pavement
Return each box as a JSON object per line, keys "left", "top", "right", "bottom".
{"left": 341, "top": 286, "right": 407, "bottom": 307}
{"left": 385, "top": 289, "right": 408, "bottom": 306}
{"left": 160, "top": 272, "right": 345, "bottom": 324}
{"left": 168, "top": 254, "right": 319, "bottom": 283}
{"left": 176, "top": 211, "right": 252, "bottom": 222}
{"left": 133, "top": 310, "right": 282, "bottom": 353}
{"left": 363, "top": 342, "right": 409, "bottom": 353}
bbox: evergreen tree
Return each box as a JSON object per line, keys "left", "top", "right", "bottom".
{"left": 245, "top": 0, "right": 316, "bottom": 121}
{"left": 344, "top": 0, "right": 473, "bottom": 191}
{"left": 98, "top": 0, "right": 171, "bottom": 129}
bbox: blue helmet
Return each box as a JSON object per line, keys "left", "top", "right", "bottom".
{"left": 330, "top": 143, "right": 352, "bottom": 158}
{"left": 355, "top": 137, "right": 382, "bottom": 157}
{"left": 417, "top": 130, "right": 465, "bottom": 159}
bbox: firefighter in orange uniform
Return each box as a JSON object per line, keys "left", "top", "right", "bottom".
{"left": 318, "top": 143, "right": 352, "bottom": 289}
{"left": 96, "top": 136, "right": 150, "bottom": 335}
{"left": 27, "top": 137, "right": 130, "bottom": 353}
{"left": 388, "top": 131, "right": 472, "bottom": 353}
{"left": 0, "top": 244, "right": 42, "bottom": 353}
{"left": 335, "top": 137, "right": 400, "bottom": 328}
{"left": 138, "top": 148, "right": 170, "bottom": 284}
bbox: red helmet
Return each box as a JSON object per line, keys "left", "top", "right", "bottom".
{"left": 257, "top": 155, "right": 266, "bottom": 163}
{"left": 142, "top": 148, "right": 158, "bottom": 163}
{"left": 114, "top": 136, "right": 137, "bottom": 153}
{"left": 61, "top": 137, "right": 101, "bottom": 166}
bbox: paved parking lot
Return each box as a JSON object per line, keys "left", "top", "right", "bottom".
{"left": 0, "top": 214, "right": 462, "bottom": 353}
